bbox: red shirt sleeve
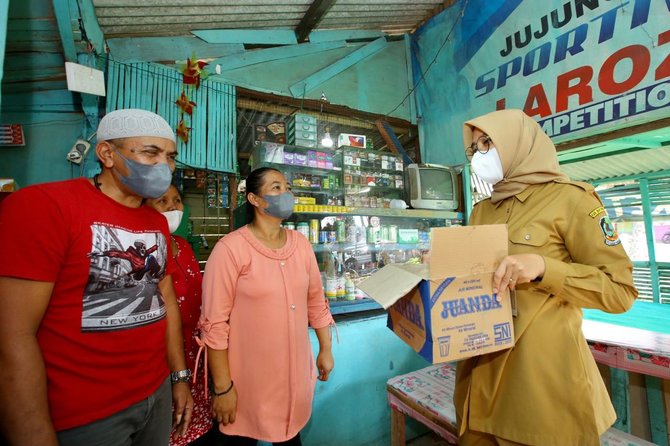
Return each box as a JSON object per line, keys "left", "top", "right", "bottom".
{"left": 0, "top": 187, "right": 69, "bottom": 282}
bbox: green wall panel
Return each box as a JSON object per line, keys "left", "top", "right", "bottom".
{"left": 106, "top": 60, "right": 237, "bottom": 173}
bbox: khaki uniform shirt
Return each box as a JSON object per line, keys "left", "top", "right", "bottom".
{"left": 455, "top": 181, "right": 637, "bottom": 446}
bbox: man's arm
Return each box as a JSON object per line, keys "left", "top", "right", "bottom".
{"left": 0, "top": 276, "right": 57, "bottom": 445}
{"left": 159, "top": 276, "right": 193, "bottom": 436}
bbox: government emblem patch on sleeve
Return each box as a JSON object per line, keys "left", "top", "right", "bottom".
{"left": 599, "top": 215, "right": 621, "bottom": 246}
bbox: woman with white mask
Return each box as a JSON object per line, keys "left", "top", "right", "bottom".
{"left": 456, "top": 109, "right": 637, "bottom": 446}
{"left": 147, "top": 185, "right": 214, "bottom": 446}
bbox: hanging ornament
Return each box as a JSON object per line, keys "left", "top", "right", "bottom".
{"left": 175, "top": 90, "right": 197, "bottom": 115}
{"left": 181, "top": 55, "right": 209, "bottom": 89}
{"left": 176, "top": 119, "right": 191, "bottom": 144}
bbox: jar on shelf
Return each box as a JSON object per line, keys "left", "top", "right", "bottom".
{"left": 297, "top": 222, "right": 309, "bottom": 239}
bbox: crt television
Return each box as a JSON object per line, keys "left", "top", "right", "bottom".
{"left": 405, "top": 163, "right": 459, "bottom": 210}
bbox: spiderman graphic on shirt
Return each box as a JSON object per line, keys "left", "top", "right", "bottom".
{"left": 90, "top": 240, "right": 161, "bottom": 280}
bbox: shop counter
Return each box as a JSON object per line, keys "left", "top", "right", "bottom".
{"left": 583, "top": 301, "right": 670, "bottom": 380}
{"left": 583, "top": 301, "right": 670, "bottom": 445}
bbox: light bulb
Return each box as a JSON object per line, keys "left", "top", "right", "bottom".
{"left": 321, "top": 131, "right": 333, "bottom": 148}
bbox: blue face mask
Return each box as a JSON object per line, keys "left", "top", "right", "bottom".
{"left": 262, "top": 192, "right": 295, "bottom": 220}
{"left": 113, "top": 147, "right": 173, "bottom": 199}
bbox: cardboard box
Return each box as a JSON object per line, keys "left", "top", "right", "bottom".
{"left": 262, "top": 143, "right": 285, "bottom": 164}
{"left": 292, "top": 138, "right": 317, "bottom": 148}
{"left": 316, "top": 151, "right": 327, "bottom": 168}
{"left": 337, "top": 133, "right": 366, "bottom": 148}
{"left": 291, "top": 113, "right": 317, "bottom": 125}
{"left": 358, "top": 225, "right": 515, "bottom": 363}
{"left": 254, "top": 122, "right": 286, "bottom": 144}
{"left": 307, "top": 150, "right": 317, "bottom": 167}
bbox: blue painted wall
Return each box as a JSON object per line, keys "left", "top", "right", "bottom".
{"left": 302, "top": 313, "right": 431, "bottom": 446}
{"left": 0, "top": 94, "right": 91, "bottom": 187}
{"left": 0, "top": 0, "right": 8, "bottom": 108}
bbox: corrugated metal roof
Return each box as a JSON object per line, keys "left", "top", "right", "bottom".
{"left": 560, "top": 145, "right": 670, "bottom": 182}
{"left": 559, "top": 127, "right": 670, "bottom": 182}
{"left": 92, "top": 0, "right": 447, "bottom": 38}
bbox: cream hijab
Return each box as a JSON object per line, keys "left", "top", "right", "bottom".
{"left": 463, "top": 109, "right": 569, "bottom": 203}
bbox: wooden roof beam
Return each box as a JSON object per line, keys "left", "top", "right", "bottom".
{"left": 295, "top": 0, "right": 337, "bottom": 43}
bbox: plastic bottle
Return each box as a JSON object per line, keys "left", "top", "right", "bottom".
{"left": 344, "top": 273, "right": 356, "bottom": 301}
{"left": 324, "top": 253, "right": 337, "bottom": 300}
{"left": 335, "top": 253, "right": 346, "bottom": 299}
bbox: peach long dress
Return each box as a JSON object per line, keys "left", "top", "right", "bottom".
{"left": 200, "top": 225, "right": 334, "bottom": 442}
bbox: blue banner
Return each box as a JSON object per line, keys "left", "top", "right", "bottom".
{"left": 413, "top": 0, "right": 670, "bottom": 165}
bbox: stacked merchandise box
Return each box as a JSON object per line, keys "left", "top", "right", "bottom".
{"left": 287, "top": 113, "right": 318, "bottom": 147}
{"left": 254, "top": 121, "right": 286, "bottom": 144}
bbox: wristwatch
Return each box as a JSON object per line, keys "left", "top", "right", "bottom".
{"left": 170, "top": 369, "right": 192, "bottom": 385}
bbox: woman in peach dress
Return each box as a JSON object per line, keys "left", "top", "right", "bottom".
{"left": 200, "top": 167, "right": 334, "bottom": 446}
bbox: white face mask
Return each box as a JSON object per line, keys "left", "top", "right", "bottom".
{"left": 161, "top": 210, "right": 184, "bottom": 234}
{"left": 471, "top": 147, "right": 504, "bottom": 185}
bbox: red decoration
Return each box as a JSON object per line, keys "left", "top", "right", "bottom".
{"left": 175, "top": 90, "right": 196, "bottom": 115}
{"left": 175, "top": 54, "right": 207, "bottom": 144}
{"left": 176, "top": 119, "right": 191, "bottom": 144}
{"left": 181, "top": 56, "right": 208, "bottom": 90}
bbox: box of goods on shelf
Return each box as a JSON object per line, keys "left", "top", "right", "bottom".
{"left": 256, "top": 141, "right": 337, "bottom": 170}
{"left": 337, "top": 133, "right": 366, "bottom": 149}
{"left": 254, "top": 121, "right": 286, "bottom": 144}
{"left": 251, "top": 141, "right": 344, "bottom": 210}
{"left": 342, "top": 147, "right": 405, "bottom": 209}
{"left": 287, "top": 113, "right": 317, "bottom": 147}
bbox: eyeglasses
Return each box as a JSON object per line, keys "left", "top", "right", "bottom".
{"left": 465, "top": 135, "right": 492, "bottom": 158}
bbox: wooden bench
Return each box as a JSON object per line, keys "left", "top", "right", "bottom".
{"left": 387, "top": 363, "right": 655, "bottom": 446}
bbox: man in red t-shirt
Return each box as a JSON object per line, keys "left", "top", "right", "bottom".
{"left": 0, "top": 109, "right": 194, "bottom": 446}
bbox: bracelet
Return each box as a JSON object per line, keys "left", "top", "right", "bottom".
{"left": 211, "top": 380, "right": 234, "bottom": 397}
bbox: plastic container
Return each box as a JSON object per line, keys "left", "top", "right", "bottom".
{"left": 297, "top": 222, "right": 309, "bottom": 239}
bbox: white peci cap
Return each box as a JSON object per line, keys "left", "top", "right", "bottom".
{"left": 97, "top": 109, "right": 176, "bottom": 143}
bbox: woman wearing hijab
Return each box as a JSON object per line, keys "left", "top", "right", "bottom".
{"left": 199, "top": 167, "right": 334, "bottom": 446}
{"left": 457, "top": 109, "right": 637, "bottom": 446}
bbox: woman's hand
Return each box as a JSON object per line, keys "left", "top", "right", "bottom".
{"left": 211, "top": 385, "right": 238, "bottom": 426}
{"left": 316, "top": 349, "right": 334, "bottom": 381}
{"left": 493, "top": 254, "right": 545, "bottom": 293}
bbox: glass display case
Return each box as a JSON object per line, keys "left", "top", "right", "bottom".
{"left": 342, "top": 146, "right": 405, "bottom": 209}
{"left": 251, "top": 141, "right": 344, "bottom": 208}
{"left": 285, "top": 208, "right": 461, "bottom": 314}
{"left": 249, "top": 141, "right": 463, "bottom": 314}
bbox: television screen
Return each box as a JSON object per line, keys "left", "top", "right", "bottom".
{"left": 405, "top": 163, "right": 459, "bottom": 210}
{"left": 419, "top": 168, "right": 454, "bottom": 200}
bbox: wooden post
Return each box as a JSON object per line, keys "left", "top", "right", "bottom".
{"left": 390, "top": 405, "right": 406, "bottom": 446}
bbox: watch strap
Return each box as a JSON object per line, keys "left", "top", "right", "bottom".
{"left": 170, "top": 369, "right": 192, "bottom": 385}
